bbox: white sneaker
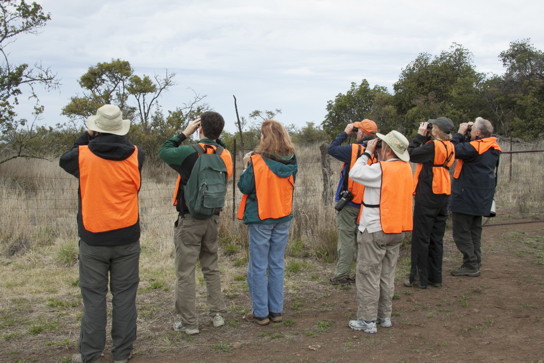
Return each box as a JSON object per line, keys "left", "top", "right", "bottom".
{"left": 212, "top": 313, "right": 225, "bottom": 328}
{"left": 173, "top": 321, "right": 199, "bottom": 335}
{"left": 377, "top": 317, "right": 392, "bottom": 328}
{"left": 348, "top": 319, "right": 377, "bottom": 334}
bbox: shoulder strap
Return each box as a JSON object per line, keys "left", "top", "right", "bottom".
{"left": 193, "top": 143, "right": 223, "bottom": 155}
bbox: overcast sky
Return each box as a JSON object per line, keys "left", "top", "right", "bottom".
{"left": 8, "top": 0, "right": 544, "bottom": 133}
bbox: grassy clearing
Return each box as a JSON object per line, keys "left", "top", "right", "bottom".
{"left": 0, "top": 141, "right": 543, "bottom": 361}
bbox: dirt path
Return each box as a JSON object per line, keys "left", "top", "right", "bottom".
{"left": 129, "top": 221, "right": 544, "bottom": 363}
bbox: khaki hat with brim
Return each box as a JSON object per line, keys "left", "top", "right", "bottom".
{"left": 86, "top": 104, "right": 130, "bottom": 136}
{"left": 376, "top": 130, "right": 410, "bottom": 162}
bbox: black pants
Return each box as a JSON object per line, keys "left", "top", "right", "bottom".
{"left": 78, "top": 240, "right": 140, "bottom": 362}
{"left": 451, "top": 212, "right": 482, "bottom": 270}
{"left": 409, "top": 202, "right": 448, "bottom": 286}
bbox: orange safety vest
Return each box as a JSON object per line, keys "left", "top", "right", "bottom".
{"left": 413, "top": 140, "right": 455, "bottom": 195}
{"left": 237, "top": 154, "right": 295, "bottom": 220}
{"left": 379, "top": 161, "right": 413, "bottom": 233}
{"left": 453, "top": 138, "right": 502, "bottom": 179}
{"left": 78, "top": 145, "right": 140, "bottom": 233}
{"left": 343, "top": 144, "right": 375, "bottom": 204}
{"left": 171, "top": 143, "right": 233, "bottom": 206}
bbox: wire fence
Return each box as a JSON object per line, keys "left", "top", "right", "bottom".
{"left": 1, "top": 142, "right": 543, "bottom": 237}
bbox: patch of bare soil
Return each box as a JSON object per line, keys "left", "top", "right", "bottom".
{"left": 131, "top": 221, "right": 544, "bottom": 363}
{"left": 4, "top": 221, "right": 543, "bottom": 363}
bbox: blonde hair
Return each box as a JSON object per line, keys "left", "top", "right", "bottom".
{"left": 255, "top": 120, "right": 295, "bottom": 158}
{"left": 432, "top": 125, "right": 452, "bottom": 141}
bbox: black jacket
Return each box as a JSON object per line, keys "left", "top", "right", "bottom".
{"left": 59, "top": 133, "right": 145, "bottom": 246}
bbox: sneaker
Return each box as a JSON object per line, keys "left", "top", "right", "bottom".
{"left": 403, "top": 279, "right": 427, "bottom": 289}
{"left": 246, "top": 313, "right": 270, "bottom": 326}
{"left": 329, "top": 276, "right": 351, "bottom": 285}
{"left": 377, "top": 317, "right": 392, "bottom": 328}
{"left": 451, "top": 266, "right": 480, "bottom": 277}
{"left": 212, "top": 313, "right": 225, "bottom": 327}
{"left": 173, "top": 321, "right": 200, "bottom": 335}
{"left": 348, "top": 319, "right": 377, "bottom": 334}
{"left": 269, "top": 312, "right": 283, "bottom": 323}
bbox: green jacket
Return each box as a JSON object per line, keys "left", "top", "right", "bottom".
{"left": 237, "top": 153, "right": 297, "bottom": 224}
{"left": 158, "top": 134, "right": 226, "bottom": 213}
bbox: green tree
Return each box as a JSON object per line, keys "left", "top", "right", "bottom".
{"left": 487, "top": 39, "right": 544, "bottom": 139}
{"left": 0, "top": 0, "right": 57, "bottom": 134}
{"left": 393, "top": 44, "right": 485, "bottom": 134}
{"left": 290, "top": 122, "right": 328, "bottom": 145}
{"left": 322, "top": 79, "right": 390, "bottom": 137}
{"left": 0, "top": 1, "right": 59, "bottom": 164}
{"left": 62, "top": 59, "right": 134, "bottom": 121}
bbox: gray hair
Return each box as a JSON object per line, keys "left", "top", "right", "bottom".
{"left": 474, "top": 117, "right": 493, "bottom": 137}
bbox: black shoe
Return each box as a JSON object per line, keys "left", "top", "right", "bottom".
{"left": 451, "top": 266, "right": 480, "bottom": 277}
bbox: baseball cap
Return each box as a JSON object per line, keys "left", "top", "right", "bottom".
{"left": 353, "top": 119, "right": 378, "bottom": 136}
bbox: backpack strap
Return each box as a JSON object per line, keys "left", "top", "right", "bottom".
{"left": 192, "top": 143, "right": 223, "bottom": 155}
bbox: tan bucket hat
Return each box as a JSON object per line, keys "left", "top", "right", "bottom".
{"left": 376, "top": 130, "right": 410, "bottom": 161}
{"left": 86, "top": 104, "right": 130, "bottom": 136}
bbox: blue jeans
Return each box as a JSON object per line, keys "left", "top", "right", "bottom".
{"left": 247, "top": 221, "right": 291, "bottom": 318}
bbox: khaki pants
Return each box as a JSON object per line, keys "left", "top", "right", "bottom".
{"left": 356, "top": 230, "right": 403, "bottom": 321}
{"left": 174, "top": 214, "right": 226, "bottom": 329}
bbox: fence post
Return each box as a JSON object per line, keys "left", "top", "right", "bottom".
{"left": 233, "top": 139, "right": 237, "bottom": 220}
{"left": 509, "top": 136, "right": 513, "bottom": 182}
{"left": 320, "top": 143, "right": 333, "bottom": 206}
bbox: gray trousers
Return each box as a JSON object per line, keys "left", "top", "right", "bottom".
{"left": 78, "top": 240, "right": 140, "bottom": 362}
{"left": 451, "top": 212, "right": 483, "bottom": 270}
{"left": 356, "top": 230, "right": 403, "bottom": 322}
{"left": 334, "top": 204, "right": 359, "bottom": 278}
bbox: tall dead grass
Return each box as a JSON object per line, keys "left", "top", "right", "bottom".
{"left": 0, "top": 140, "right": 542, "bottom": 262}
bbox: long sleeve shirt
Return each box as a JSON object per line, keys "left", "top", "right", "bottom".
{"left": 349, "top": 155, "right": 401, "bottom": 233}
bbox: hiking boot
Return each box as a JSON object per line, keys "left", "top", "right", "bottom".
{"left": 173, "top": 321, "right": 200, "bottom": 335}
{"left": 246, "top": 313, "right": 270, "bottom": 326}
{"left": 429, "top": 282, "right": 442, "bottom": 288}
{"left": 212, "top": 313, "right": 225, "bottom": 327}
{"left": 403, "top": 279, "right": 427, "bottom": 289}
{"left": 348, "top": 274, "right": 356, "bottom": 283}
{"left": 269, "top": 312, "right": 283, "bottom": 323}
{"left": 329, "top": 276, "right": 351, "bottom": 285}
{"left": 377, "top": 317, "right": 392, "bottom": 328}
{"left": 348, "top": 319, "right": 377, "bottom": 334}
{"left": 451, "top": 266, "right": 480, "bottom": 277}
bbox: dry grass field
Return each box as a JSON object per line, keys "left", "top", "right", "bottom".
{"left": 0, "top": 140, "right": 543, "bottom": 362}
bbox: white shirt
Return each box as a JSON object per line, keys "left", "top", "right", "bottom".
{"left": 349, "top": 154, "right": 401, "bottom": 233}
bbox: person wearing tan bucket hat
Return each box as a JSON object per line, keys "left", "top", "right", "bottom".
{"left": 327, "top": 119, "right": 378, "bottom": 285}
{"left": 347, "top": 130, "right": 413, "bottom": 334}
{"left": 86, "top": 104, "right": 131, "bottom": 136}
{"left": 60, "top": 104, "right": 144, "bottom": 363}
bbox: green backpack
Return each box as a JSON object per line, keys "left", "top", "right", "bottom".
{"left": 183, "top": 144, "right": 228, "bottom": 219}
